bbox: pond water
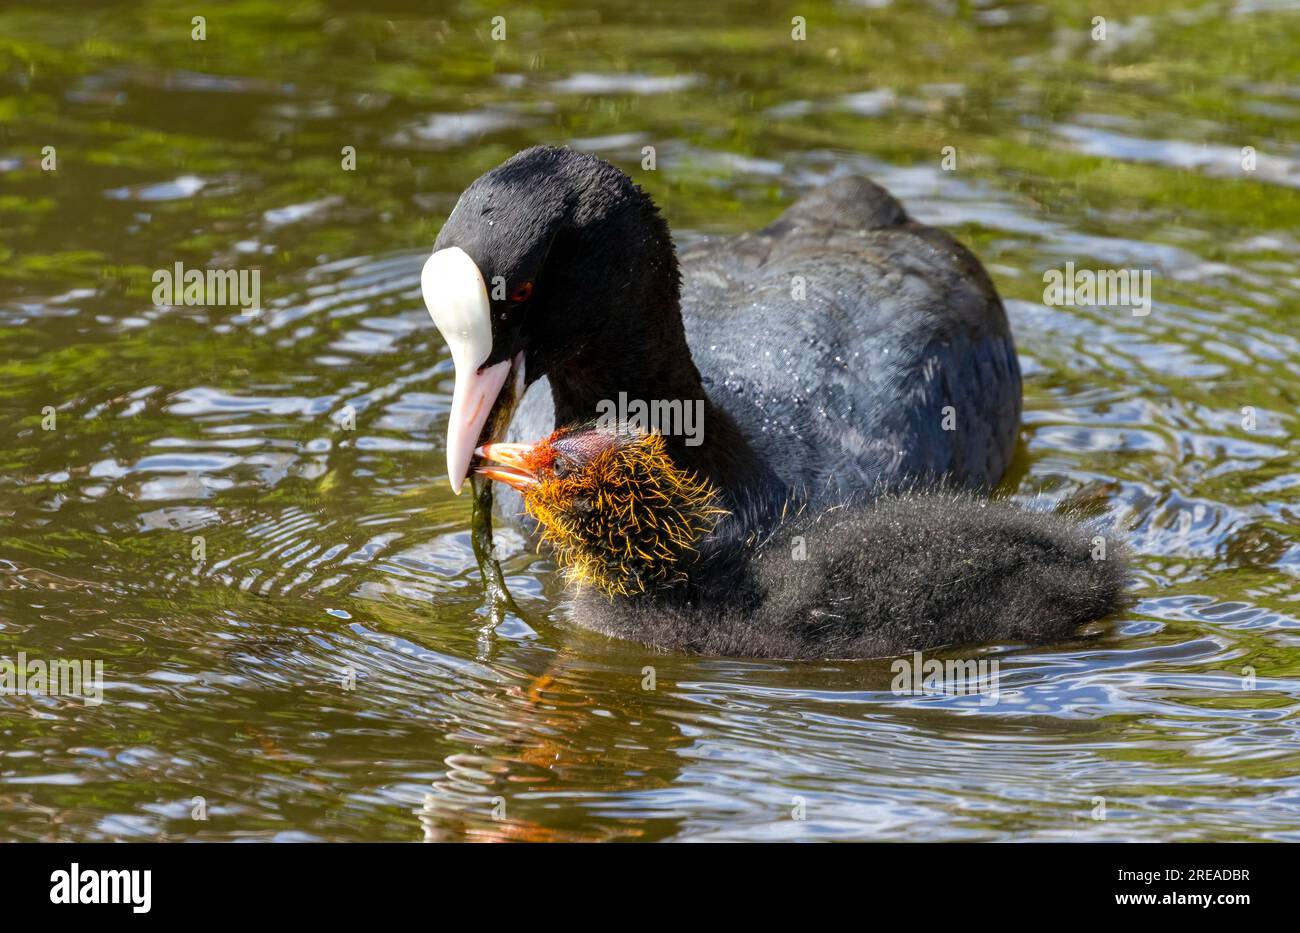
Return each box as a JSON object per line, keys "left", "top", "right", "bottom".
{"left": 1, "top": 0, "right": 1299, "bottom": 841}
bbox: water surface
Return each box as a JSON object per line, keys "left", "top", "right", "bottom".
{"left": 2, "top": 0, "right": 1299, "bottom": 841}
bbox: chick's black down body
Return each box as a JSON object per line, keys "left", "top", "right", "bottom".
{"left": 570, "top": 491, "right": 1128, "bottom": 660}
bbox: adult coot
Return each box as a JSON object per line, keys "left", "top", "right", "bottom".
{"left": 475, "top": 426, "right": 1127, "bottom": 659}
{"left": 422, "top": 146, "right": 1021, "bottom": 516}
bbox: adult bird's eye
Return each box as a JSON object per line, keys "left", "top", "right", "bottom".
{"left": 509, "top": 281, "right": 534, "bottom": 303}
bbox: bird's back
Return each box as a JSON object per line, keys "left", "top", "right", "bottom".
{"left": 678, "top": 176, "right": 1021, "bottom": 499}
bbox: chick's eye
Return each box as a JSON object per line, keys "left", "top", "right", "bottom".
{"left": 509, "top": 281, "right": 534, "bottom": 303}
{"left": 551, "top": 454, "right": 575, "bottom": 479}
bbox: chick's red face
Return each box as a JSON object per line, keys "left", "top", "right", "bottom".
{"left": 474, "top": 427, "right": 619, "bottom": 491}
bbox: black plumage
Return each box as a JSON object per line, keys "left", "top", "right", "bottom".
{"left": 433, "top": 146, "right": 1021, "bottom": 518}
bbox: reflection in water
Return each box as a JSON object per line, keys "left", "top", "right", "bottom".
{"left": 1, "top": 0, "right": 1299, "bottom": 841}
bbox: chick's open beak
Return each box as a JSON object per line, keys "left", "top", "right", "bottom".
{"left": 474, "top": 442, "right": 540, "bottom": 492}
{"left": 421, "top": 246, "right": 524, "bottom": 495}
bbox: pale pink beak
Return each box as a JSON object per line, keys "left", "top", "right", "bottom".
{"left": 444, "top": 358, "right": 512, "bottom": 495}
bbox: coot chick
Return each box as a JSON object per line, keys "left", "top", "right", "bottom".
{"left": 477, "top": 426, "right": 1129, "bottom": 659}
{"left": 423, "top": 146, "right": 1021, "bottom": 514}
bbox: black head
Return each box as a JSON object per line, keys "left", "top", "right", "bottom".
{"left": 423, "top": 147, "right": 680, "bottom": 492}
